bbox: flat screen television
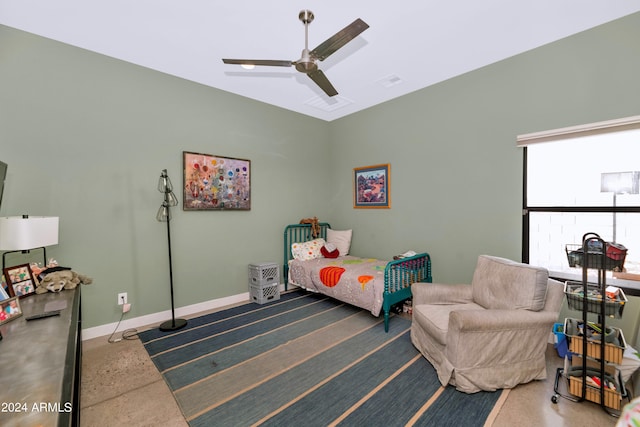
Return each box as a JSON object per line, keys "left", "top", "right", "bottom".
{"left": 0, "top": 160, "right": 7, "bottom": 211}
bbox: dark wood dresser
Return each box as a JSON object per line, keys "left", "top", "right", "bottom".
{"left": 0, "top": 288, "right": 81, "bottom": 426}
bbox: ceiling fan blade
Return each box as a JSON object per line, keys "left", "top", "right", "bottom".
{"left": 310, "top": 18, "right": 369, "bottom": 61}
{"left": 307, "top": 69, "right": 338, "bottom": 97}
{"left": 222, "top": 59, "right": 293, "bottom": 67}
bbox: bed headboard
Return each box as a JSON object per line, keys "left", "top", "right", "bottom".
{"left": 283, "top": 222, "right": 331, "bottom": 289}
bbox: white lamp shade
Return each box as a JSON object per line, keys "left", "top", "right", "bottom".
{"left": 601, "top": 171, "right": 640, "bottom": 194}
{"left": 0, "top": 216, "right": 59, "bottom": 251}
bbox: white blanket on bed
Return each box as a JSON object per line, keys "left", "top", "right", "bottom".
{"left": 288, "top": 256, "right": 388, "bottom": 316}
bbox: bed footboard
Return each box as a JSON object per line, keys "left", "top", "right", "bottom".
{"left": 383, "top": 253, "right": 432, "bottom": 332}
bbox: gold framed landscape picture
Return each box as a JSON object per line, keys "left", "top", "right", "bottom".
{"left": 354, "top": 164, "right": 390, "bottom": 209}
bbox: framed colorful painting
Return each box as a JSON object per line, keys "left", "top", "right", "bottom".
{"left": 183, "top": 151, "right": 251, "bottom": 211}
{"left": 354, "top": 164, "right": 390, "bottom": 208}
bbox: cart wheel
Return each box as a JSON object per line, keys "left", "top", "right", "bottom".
{"left": 551, "top": 394, "right": 559, "bottom": 404}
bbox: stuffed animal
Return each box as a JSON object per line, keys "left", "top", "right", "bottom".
{"left": 35, "top": 270, "right": 93, "bottom": 294}
{"left": 299, "top": 216, "right": 321, "bottom": 238}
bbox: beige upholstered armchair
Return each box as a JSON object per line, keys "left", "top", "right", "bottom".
{"left": 411, "top": 255, "right": 564, "bottom": 393}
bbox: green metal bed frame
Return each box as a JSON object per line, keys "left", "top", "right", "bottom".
{"left": 283, "top": 223, "right": 432, "bottom": 332}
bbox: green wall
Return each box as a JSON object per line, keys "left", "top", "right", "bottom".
{"left": 0, "top": 25, "right": 331, "bottom": 328}
{"left": 329, "top": 12, "right": 640, "bottom": 285}
{"left": 1, "top": 12, "right": 639, "bottom": 331}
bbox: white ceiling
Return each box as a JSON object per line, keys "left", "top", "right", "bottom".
{"left": 2, "top": 1, "right": 639, "bottom": 121}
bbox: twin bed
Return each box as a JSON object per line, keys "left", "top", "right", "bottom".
{"left": 283, "top": 222, "right": 432, "bottom": 331}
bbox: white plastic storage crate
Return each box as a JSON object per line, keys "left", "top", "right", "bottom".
{"left": 250, "top": 283, "right": 280, "bottom": 304}
{"left": 248, "top": 262, "right": 280, "bottom": 286}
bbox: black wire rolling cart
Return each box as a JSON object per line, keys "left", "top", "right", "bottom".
{"left": 552, "top": 232, "right": 630, "bottom": 417}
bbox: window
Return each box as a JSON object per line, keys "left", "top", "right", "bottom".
{"left": 520, "top": 116, "right": 640, "bottom": 281}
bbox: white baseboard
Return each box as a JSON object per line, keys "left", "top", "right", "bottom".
{"left": 82, "top": 290, "right": 252, "bottom": 341}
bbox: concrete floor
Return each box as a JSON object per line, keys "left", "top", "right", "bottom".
{"left": 81, "top": 332, "right": 187, "bottom": 427}
{"left": 81, "top": 327, "right": 622, "bottom": 427}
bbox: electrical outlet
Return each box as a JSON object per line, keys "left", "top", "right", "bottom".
{"left": 118, "top": 292, "right": 128, "bottom": 305}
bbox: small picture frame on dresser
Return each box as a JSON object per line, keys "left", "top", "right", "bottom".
{"left": 0, "top": 296, "right": 23, "bottom": 325}
{"left": 3, "top": 264, "right": 36, "bottom": 299}
{"left": 0, "top": 276, "right": 9, "bottom": 301}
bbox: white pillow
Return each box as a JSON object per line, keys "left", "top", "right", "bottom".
{"left": 326, "top": 229, "right": 352, "bottom": 256}
{"left": 291, "top": 238, "right": 326, "bottom": 261}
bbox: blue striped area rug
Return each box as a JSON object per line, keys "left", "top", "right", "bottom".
{"left": 139, "top": 290, "right": 507, "bottom": 426}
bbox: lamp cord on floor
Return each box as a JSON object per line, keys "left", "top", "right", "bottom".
{"left": 107, "top": 311, "right": 139, "bottom": 343}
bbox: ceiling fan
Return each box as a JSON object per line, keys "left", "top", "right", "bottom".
{"left": 222, "top": 10, "right": 369, "bottom": 97}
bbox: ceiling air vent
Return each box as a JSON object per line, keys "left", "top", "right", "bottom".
{"left": 377, "top": 74, "right": 403, "bottom": 88}
{"left": 304, "top": 95, "right": 354, "bottom": 112}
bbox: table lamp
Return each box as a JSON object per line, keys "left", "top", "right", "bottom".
{"left": 0, "top": 215, "right": 59, "bottom": 270}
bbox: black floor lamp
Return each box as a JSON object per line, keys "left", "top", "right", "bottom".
{"left": 156, "top": 169, "right": 187, "bottom": 332}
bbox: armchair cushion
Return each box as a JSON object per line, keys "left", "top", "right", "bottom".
{"left": 471, "top": 255, "right": 549, "bottom": 311}
{"left": 413, "top": 302, "right": 484, "bottom": 345}
{"left": 412, "top": 282, "right": 473, "bottom": 305}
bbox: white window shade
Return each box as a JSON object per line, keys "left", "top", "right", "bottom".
{"left": 517, "top": 115, "right": 640, "bottom": 146}
{"left": 0, "top": 216, "right": 59, "bottom": 251}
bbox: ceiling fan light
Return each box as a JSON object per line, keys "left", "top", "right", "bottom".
{"left": 240, "top": 64, "right": 255, "bottom": 70}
